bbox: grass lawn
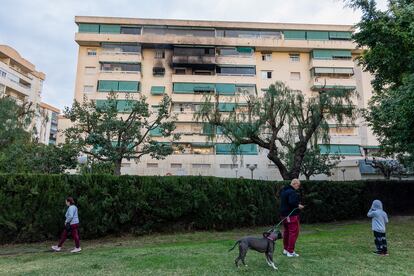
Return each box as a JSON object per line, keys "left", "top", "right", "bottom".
{"left": 1, "top": 216, "right": 413, "bottom": 276}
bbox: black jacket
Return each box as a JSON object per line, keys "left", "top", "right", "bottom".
{"left": 279, "top": 185, "right": 300, "bottom": 217}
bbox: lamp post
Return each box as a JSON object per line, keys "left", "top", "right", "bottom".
{"left": 235, "top": 169, "right": 238, "bottom": 178}
{"left": 247, "top": 164, "right": 257, "bottom": 179}
{"left": 341, "top": 168, "right": 346, "bottom": 181}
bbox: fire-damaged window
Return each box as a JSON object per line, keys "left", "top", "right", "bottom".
{"left": 153, "top": 67, "right": 165, "bottom": 76}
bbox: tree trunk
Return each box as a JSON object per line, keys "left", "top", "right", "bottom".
{"left": 305, "top": 175, "right": 310, "bottom": 181}
{"left": 114, "top": 160, "right": 122, "bottom": 176}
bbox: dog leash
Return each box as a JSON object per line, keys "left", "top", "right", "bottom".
{"left": 269, "top": 207, "right": 299, "bottom": 231}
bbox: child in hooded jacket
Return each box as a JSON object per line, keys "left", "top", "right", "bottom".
{"left": 367, "top": 199, "right": 389, "bottom": 255}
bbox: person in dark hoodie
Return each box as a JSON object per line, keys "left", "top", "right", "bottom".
{"left": 279, "top": 179, "right": 304, "bottom": 257}
{"left": 367, "top": 199, "right": 389, "bottom": 255}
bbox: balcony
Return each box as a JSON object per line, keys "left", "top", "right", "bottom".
{"left": 172, "top": 55, "right": 216, "bottom": 69}
{"left": 310, "top": 59, "right": 354, "bottom": 69}
{"left": 310, "top": 77, "right": 357, "bottom": 90}
{"left": 99, "top": 51, "right": 141, "bottom": 63}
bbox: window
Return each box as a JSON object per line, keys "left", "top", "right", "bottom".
{"left": 171, "top": 163, "right": 182, "bottom": 169}
{"left": 100, "top": 62, "right": 141, "bottom": 72}
{"left": 0, "top": 69, "right": 6, "bottom": 78}
{"left": 289, "top": 53, "right": 300, "bottom": 62}
{"left": 220, "top": 164, "right": 239, "bottom": 169}
{"left": 83, "top": 85, "right": 94, "bottom": 93}
{"left": 261, "top": 71, "right": 272, "bottom": 79}
{"left": 153, "top": 67, "right": 165, "bottom": 76}
{"left": 216, "top": 66, "right": 256, "bottom": 75}
{"left": 147, "top": 163, "right": 158, "bottom": 168}
{"left": 121, "top": 163, "right": 131, "bottom": 167}
{"left": 120, "top": 26, "right": 141, "bottom": 35}
{"left": 290, "top": 72, "right": 301, "bottom": 80}
{"left": 87, "top": 48, "right": 97, "bottom": 56}
{"left": 192, "top": 163, "right": 211, "bottom": 169}
{"left": 155, "top": 50, "right": 165, "bottom": 59}
{"left": 175, "top": 68, "right": 186, "bottom": 75}
{"left": 85, "top": 66, "right": 96, "bottom": 75}
{"left": 262, "top": 53, "right": 272, "bottom": 61}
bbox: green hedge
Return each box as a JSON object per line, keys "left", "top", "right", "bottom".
{"left": 0, "top": 175, "right": 413, "bottom": 243}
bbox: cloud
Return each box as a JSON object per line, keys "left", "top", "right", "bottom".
{"left": 0, "top": 0, "right": 388, "bottom": 110}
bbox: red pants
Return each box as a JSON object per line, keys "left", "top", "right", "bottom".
{"left": 58, "top": 223, "right": 80, "bottom": 248}
{"left": 282, "top": 215, "right": 300, "bottom": 253}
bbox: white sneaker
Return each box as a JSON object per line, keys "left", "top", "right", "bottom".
{"left": 70, "top": 247, "right": 82, "bottom": 253}
{"left": 51, "top": 245, "right": 61, "bottom": 252}
{"left": 287, "top": 252, "right": 300, "bottom": 257}
{"left": 283, "top": 249, "right": 289, "bottom": 255}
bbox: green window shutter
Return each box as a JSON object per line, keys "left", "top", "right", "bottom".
{"left": 319, "top": 144, "right": 361, "bottom": 156}
{"left": 307, "top": 31, "right": 329, "bottom": 40}
{"left": 118, "top": 81, "right": 139, "bottom": 92}
{"left": 239, "top": 144, "right": 258, "bottom": 155}
{"left": 218, "top": 103, "right": 236, "bottom": 112}
{"left": 194, "top": 83, "right": 215, "bottom": 92}
{"left": 329, "top": 31, "right": 352, "bottom": 40}
{"left": 215, "top": 143, "right": 257, "bottom": 155}
{"left": 334, "top": 68, "right": 354, "bottom": 74}
{"left": 78, "top": 23, "right": 99, "bottom": 33}
{"left": 151, "top": 86, "right": 165, "bottom": 95}
{"left": 150, "top": 126, "right": 163, "bottom": 137}
{"left": 173, "top": 83, "right": 195, "bottom": 94}
{"left": 314, "top": 67, "right": 335, "bottom": 74}
{"left": 97, "top": 80, "right": 119, "bottom": 92}
{"left": 312, "top": 50, "right": 334, "bottom": 60}
{"left": 332, "top": 50, "right": 352, "bottom": 59}
{"left": 216, "top": 126, "right": 224, "bottom": 135}
{"left": 284, "top": 30, "right": 306, "bottom": 40}
{"left": 96, "top": 100, "right": 110, "bottom": 109}
{"left": 99, "top": 24, "right": 121, "bottom": 34}
{"left": 215, "top": 143, "right": 233, "bottom": 155}
{"left": 216, "top": 83, "right": 236, "bottom": 95}
{"left": 202, "top": 123, "right": 214, "bottom": 135}
{"left": 236, "top": 47, "right": 254, "bottom": 54}
{"left": 117, "top": 100, "right": 136, "bottom": 113}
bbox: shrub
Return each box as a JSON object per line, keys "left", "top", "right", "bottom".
{"left": 0, "top": 175, "right": 413, "bottom": 243}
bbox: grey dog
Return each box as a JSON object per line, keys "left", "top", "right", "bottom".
{"left": 229, "top": 229, "right": 282, "bottom": 270}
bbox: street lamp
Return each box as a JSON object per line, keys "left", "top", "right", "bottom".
{"left": 247, "top": 164, "right": 258, "bottom": 179}
{"left": 341, "top": 168, "right": 346, "bottom": 181}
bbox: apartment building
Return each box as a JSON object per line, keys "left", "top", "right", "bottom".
{"left": 69, "top": 16, "right": 380, "bottom": 180}
{"left": 0, "top": 45, "right": 60, "bottom": 145}
{"left": 36, "top": 102, "right": 60, "bottom": 145}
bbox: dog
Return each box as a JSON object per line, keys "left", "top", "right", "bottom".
{"left": 229, "top": 229, "right": 282, "bottom": 270}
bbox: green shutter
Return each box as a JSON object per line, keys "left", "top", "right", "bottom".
{"left": 202, "top": 123, "right": 214, "bottom": 135}
{"left": 218, "top": 103, "right": 236, "bottom": 112}
{"left": 312, "top": 50, "right": 334, "bottom": 60}
{"left": 284, "top": 30, "right": 306, "bottom": 40}
{"left": 216, "top": 83, "right": 236, "bottom": 95}
{"left": 236, "top": 47, "right": 254, "bottom": 54}
{"left": 99, "top": 24, "right": 121, "bottom": 34}
{"left": 116, "top": 100, "right": 136, "bottom": 113}
{"left": 173, "top": 83, "right": 196, "bottom": 94}
{"left": 97, "top": 80, "right": 119, "bottom": 92}
{"left": 78, "top": 23, "right": 99, "bottom": 33}
{"left": 319, "top": 144, "right": 361, "bottom": 156}
{"left": 118, "top": 81, "right": 139, "bottom": 92}
{"left": 332, "top": 50, "right": 352, "bottom": 59}
{"left": 150, "top": 126, "right": 163, "bottom": 137}
{"left": 151, "top": 86, "right": 165, "bottom": 95}
{"left": 329, "top": 31, "right": 352, "bottom": 40}
{"left": 194, "top": 83, "right": 215, "bottom": 92}
{"left": 215, "top": 143, "right": 258, "bottom": 155}
{"left": 307, "top": 31, "right": 329, "bottom": 40}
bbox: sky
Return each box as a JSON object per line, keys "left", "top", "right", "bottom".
{"left": 0, "top": 0, "right": 388, "bottom": 111}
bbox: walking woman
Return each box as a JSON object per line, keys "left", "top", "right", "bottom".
{"left": 52, "top": 197, "right": 81, "bottom": 253}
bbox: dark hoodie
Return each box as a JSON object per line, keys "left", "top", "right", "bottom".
{"left": 367, "top": 200, "right": 389, "bottom": 233}
{"left": 279, "top": 185, "right": 300, "bottom": 217}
